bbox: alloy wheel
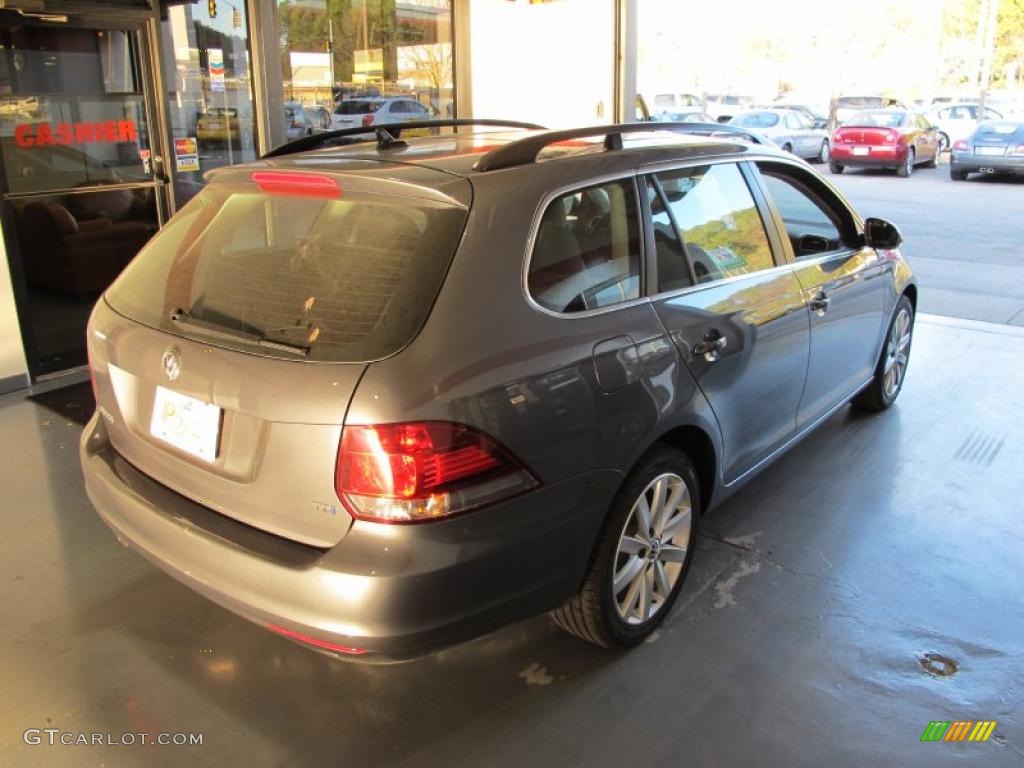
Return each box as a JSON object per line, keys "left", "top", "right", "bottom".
{"left": 612, "top": 473, "right": 692, "bottom": 625}
{"left": 884, "top": 308, "right": 912, "bottom": 398}
{"left": 819, "top": 140, "right": 830, "bottom": 163}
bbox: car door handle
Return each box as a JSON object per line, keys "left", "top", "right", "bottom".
{"left": 692, "top": 332, "right": 727, "bottom": 362}
{"left": 809, "top": 292, "right": 831, "bottom": 313}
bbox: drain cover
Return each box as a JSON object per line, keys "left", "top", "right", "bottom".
{"left": 919, "top": 652, "right": 958, "bottom": 677}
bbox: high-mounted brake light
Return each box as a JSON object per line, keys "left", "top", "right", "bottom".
{"left": 336, "top": 422, "right": 537, "bottom": 523}
{"left": 251, "top": 171, "right": 341, "bottom": 198}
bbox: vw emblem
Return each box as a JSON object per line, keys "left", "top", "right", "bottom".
{"left": 161, "top": 348, "right": 181, "bottom": 381}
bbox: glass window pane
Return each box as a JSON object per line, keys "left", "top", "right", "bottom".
{"left": 655, "top": 164, "right": 773, "bottom": 284}
{"left": 760, "top": 171, "right": 845, "bottom": 257}
{"left": 159, "top": 4, "right": 259, "bottom": 208}
{"left": 278, "top": 1, "right": 453, "bottom": 138}
{"left": 529, "top": 179, "right": 642, "bottom": 313}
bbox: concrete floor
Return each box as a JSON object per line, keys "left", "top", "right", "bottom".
{"left": 1, "top": 315, "right": 1022, "bottom": 768}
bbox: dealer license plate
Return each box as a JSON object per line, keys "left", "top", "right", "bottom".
{"left": 150, "top": 386, "right": 221, "bottom": 463}
{"left": 852, "top": 147, "right": 870, "bottom": 156}
{"left": 974, "top": 146, "right": 1005, "bottom": 156}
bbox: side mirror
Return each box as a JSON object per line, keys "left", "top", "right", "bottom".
{"left": 813, "top": 118, "right": 829, "bottom": 130}
{"left": 863, "top": 217, "right": 902, "bottom": 250}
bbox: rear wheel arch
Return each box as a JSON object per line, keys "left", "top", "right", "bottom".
{"left": 652, "top": 425, "right": 717, "bottom": 514}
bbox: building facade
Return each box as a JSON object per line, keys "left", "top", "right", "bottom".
{"left": 0, "top": 0, "right": 635, "bottom": 391}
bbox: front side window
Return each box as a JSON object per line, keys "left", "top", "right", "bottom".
{"left": 528, "top": 179, "right": 641, "bottom": 313}
{"left": 652, "top": 164, "right": 774, "bottom": 284}
{"left": 761, "top": 168, "right": 847, "bottom": 259}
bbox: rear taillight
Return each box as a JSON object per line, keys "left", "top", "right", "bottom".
{"left": 884, "top": 129, "right": 899, "bottom": 144}
{"left": 953, "top": 140, "right": 969, "bottom": 151}
{"left": 335, "top": 422, "right": 537, "bottom": 523}
{"left": 361, "top": 114, "right": 374, "bottom": 127}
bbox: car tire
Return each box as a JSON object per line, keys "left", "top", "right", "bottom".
{"left": 829, "top": 161, "right": 844, "bottom": 174}
{"left": 852, "top": 295, "right": 914, "bottom": 412}
{"left": 950, "top": 168, "right": 968, "bottom": 181}
{"left": 897, "top": 148, "right": 915, "bottom": 177}
{"left": 938, "top": 132, "right": 950, "bottom": 152}
{"left": 552, "top": 446, "right": 699, "bottom": 648}
{"left": 816, "top": 140, "right": 830, "bottom": 164}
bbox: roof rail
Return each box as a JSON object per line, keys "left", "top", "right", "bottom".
{"left": 261, "top": 119, "right": 545, "bottom": 159}
{"left": 472, "top": 122, "right": 770, "bottom": 172}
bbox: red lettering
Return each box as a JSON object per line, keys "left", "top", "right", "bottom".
{"left": 55, "top": 123, "right": 73, "bottom": 145}
{"left": 118, "top": 120, "right": 138, "bottom": 142}
{"left": 103, "top": 121, "right": 118, "bottom": 142}
{"left": 34, "top": 124, "right": 55, "bottom": 146}
{"left": 75, "top": 123, "right": 95, "bottom": 143}
{"left": 14, "top": 124, "right": 34, "bottom": 148}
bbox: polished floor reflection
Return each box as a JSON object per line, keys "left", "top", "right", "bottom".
{"left": 1, "top": 315, "right": 1022, "bottom": 767}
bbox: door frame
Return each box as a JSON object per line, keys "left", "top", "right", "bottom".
{"left": 0, "top": 6, "right": 172, "bottom": 380}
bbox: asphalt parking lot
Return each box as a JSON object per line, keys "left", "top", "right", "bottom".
{"left": 829, "top": 159, "right": 1024, "bottom": 326}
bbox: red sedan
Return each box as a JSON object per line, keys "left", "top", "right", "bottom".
{"left": 830, "top": 109, "right": 941, "bottom": 177}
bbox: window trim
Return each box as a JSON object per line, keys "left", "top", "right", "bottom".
{"left": 521, "top": 171, "right": 649, "bottom": 319}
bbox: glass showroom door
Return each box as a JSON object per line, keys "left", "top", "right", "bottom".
{"left": 0, "top": 11, "right": 168, "bottom": 377}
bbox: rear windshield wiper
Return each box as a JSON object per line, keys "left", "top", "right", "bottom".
{"left": 170, "top": 308, "right": 310, "bottom": 357}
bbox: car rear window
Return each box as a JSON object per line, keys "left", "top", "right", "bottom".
{"left": 105, "top": 182, "right": 468, "bottom": 362}
{"left": 846, "top": 111, "right": 906, "bottom": 127}
{"left": 335, "top": 100, "right": 382, "bottom": 115}
{"left": 975, "top": 122, "right": 1024, "bottom": 141}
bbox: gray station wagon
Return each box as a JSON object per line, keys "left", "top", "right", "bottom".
{"left": 81, "top": 120, "right": 916, "bottom": 659}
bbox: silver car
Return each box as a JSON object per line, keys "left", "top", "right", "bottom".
{"left": 81, "top": 120, "right": 916, "bottom": 660}
{"left": 729, "top": 109, "right": 831, "bottom": 162}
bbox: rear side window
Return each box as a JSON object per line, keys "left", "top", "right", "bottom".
{"left": 528, "top": 179, "right": 641, "bottom": 313}
{"left": 652, "top": 164, "right": 774, "bottom": 284}
{"left": 106, "top": 183, "right": 468, "bottom": 362}
{"left": 335, "top": 100, "right": 381, "bottom": 115}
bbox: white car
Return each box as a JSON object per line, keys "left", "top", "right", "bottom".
{"left": 925, "top": 103, "right": 1003, "bottom": 151}
{"left": 330, "top": 97, "right": 434, "bottom": 130}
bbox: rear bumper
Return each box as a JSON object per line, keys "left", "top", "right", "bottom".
{"left": 831, "top": 145, "right": 907, "bottom": 168}
{"left": 950, "top": 153, "right": 1024, "bottom": 175}
{"left": 80, "top": 414, "right": 619, "bottom": 660}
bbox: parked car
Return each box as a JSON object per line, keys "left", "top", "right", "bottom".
{"left": 653, "top": 107, "right": 716, "bottom": 123}
{"left": 307, "top": 104, "right": 333, "bottom": 132}
{"left": 196, "top": 107, "right": 240, "bottom": 145}
{"left": 705, "top": 94, "right": 754, "bottom": 123}
{"left": 82, "top": 120, "right": 916, "bottom": 660}
{"left": 830, "top": 109, "right": 941, "bottom": 177}
{"left": 949, "top": 121, "right": 1024, "bottom": 180}
{"left": 331, "top": 97, "right": 433, "bottom": 129}
{"left": 729, "top": 108, "right": 831, "bottom": 162}
{"left": 283, "top": 102, "right": 315, "bottom": 140}
{"left": 925, "top": 103, "right": 1002, "bottom": 151}
{"left": 651, "top": 93, "right": 702, "bottom": 111}
{"left": 835, "top": 96, "right": 907, "bottom": 125}
{"left": 770, "top": 102, "right": 829, "bottom": 126}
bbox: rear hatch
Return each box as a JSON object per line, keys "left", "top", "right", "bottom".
{"left": 92, "top": 163, "right": 471, "bottom": 547}
{"left": 970, "top": 122, "right": 1024, "bottom": 156}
